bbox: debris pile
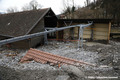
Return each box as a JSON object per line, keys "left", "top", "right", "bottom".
{"left": 0, "top": 40, "right": 119, "bottom": 80}
{"left": 20, "top": 48, "right": 96, "bottom": 67}
{"left": 1, "top": 50, "right": 18, "bottom": 57}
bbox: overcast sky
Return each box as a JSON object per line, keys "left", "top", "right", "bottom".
{"left": 0, "top": 0, "right": 87, "bottom": 14}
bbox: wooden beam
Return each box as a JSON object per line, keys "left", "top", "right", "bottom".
{"left": 108, "top": 22, "right": 111, "bottom": 43}
{"left": 56, "top": 22, "right": 59, "bottom": 40}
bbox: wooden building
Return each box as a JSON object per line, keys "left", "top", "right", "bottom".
{"left": 110, "top": 24, "right": 120, "bottom": 38}
{"left": 57, "top": 19, "right": 111, "bottom": 42}
{"left": 0, "top": 8, "right": 57, "bottom": 48}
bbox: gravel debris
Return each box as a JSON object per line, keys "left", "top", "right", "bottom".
{"left": 0, "top": 40, "right": 120, "bottom": 80}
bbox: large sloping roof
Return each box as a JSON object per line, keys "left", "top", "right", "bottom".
{"left": 0, "top": 8, "right": 50, "bottom": 37}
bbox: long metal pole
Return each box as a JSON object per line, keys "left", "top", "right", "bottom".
{"left": 0, "top": 23, "right": 92, "bottom": 46}
{"left": 44, "top": 29, "right": 48, "bottom": 45}
{"left": 81, "top": 27, "right": 84, "bottom": 48}
{"left": 78, "top": 26, "right": 81, "bottom": 48}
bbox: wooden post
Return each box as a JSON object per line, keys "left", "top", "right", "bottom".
{"left": 78, "top": 27, "right": 80, "bottom": 39}
{"left": 108, "top": 22, "right": 111, "bottom": 43}
{"left": 56, "top": 22, "right": 64, "bottom": 40}
{"left": 56, "top": 22, "right": 59, "bottom": 40}
{"left": 70, "top": 27, "right": 74, "bottom": 40}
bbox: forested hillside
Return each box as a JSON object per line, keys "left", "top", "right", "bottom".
{"left": 62, "top": 0, "right": 120, "bottom": 26}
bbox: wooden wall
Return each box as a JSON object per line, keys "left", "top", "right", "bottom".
{"left": 29, "top": 18, "right": 44, "bottom": 47}
{"left": 56, "top": 22, "right": 64, "bottom": 39}
{"left": 11, "top": 40, "right": 30, "bottom": 49}
{"left": 110, "top": 27, "right": 120, "bottom": 38}
{"left": 83, "top": 23, "right": 110, "bottom": 40}
{"left": 0, "top": 36, "right": 8, "bottom": 40}
{"left": 57, "top": 22, "right": 111, "bottom": 42}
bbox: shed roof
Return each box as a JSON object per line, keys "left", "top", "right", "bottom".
{"left": 0, "top": 8, "right": 51, "bottom": 37}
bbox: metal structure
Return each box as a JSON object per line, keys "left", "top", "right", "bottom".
{"left": 64, "top": 21, "right": 74, "bottom": 40}
{"left": 44, "top": 29, "right": 48, "bottom": 45}
{"left": 78, "top": 21, "right": 93, "bottom": 49}
{"left": 0, "top": 22, "right": 92, "bottom": 48}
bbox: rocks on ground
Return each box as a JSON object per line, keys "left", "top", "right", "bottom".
{"left": 0, "top": 40, "right": 120, "bottom": 80}
{"left": 55, "top": 75, "right": 70, "bottom": 80}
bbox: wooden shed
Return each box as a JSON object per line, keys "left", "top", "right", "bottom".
{"left": 0, "top": 8, "right": 57, "bottom": 49}
{"left": 57, "top": 19, "right": 111, "bottom": 42}
{"left": 110, "top": 24, "right": 120, "bottom": 38}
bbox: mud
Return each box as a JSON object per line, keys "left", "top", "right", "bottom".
{"left": 0, "top": 40, "right": 120, "bottom": 80}
{"left": 0, "top": 66, "right": 67, "bottom": 80}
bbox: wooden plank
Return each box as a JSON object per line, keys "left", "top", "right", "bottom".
{"left": 83, "top": 30, "right": 91, "bottom": 33}
{"left": 93, "top": 28, "right": 108, "bottom": 32}
{"left": 94, "top": 24, "right": 109, "bottom": 28}
{"left": 93, "top": 31, "right": 108, "bottom": 36}
{"left": 85, "top": 27, "right": 96, "bottom": 30}
{"left": 111, "top": 29, "right": 120, "bottom": 33}
{"left": 84, "top": 28, "right": 91, "bottom": 31}
{"left": 94, "top": 35, "right": 108, "bottom": 40}
{"left": 74, "top": 27, "right": 78, "bottom": 31}
{"left": 74, "top": 35, "right": 78, "bottom": 38}
{"left": 83, "top": 33, "right": 108, "bottom": 40}
{"left": 84, "top": 27, "right": 108, "bottom": 32}
{"left": 83, "top": 34, "right": 91, "bottom": 38}
{"left": 93, "top": 34, "right": 108, "bottom": 37}
{"left": 74, "top": 27, "right": 79, "bottom": 34}
{"left": 74, "top": 33, "right": 78, "bottom": 38}
{"left": 112, "top": 35, "right": 120, "bottom": 38}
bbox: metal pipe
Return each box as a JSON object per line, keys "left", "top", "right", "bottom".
{"left": 44, "top": 29, "right": 48, "bottom": 45}
{"left": 78, "top": 26, "right": 81, "bottom": 48}
{"left": 78, "top": 23, "right": 92, "bottom": 49}
{"left": 0, "top": 23, "right": 92, "bottom": 46}
{"left": 80, "top": 23, "right": 93, "bottom": 48}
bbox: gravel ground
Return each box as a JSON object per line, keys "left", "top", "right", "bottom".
{"left": 37, "top": 41, "right": 99, "bottom": 64}
{"left": 0, "top": 40, "right": 120, "bottom": 80}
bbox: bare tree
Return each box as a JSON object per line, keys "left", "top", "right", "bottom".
{"left": 22, "top": 0, "right": 42, "bottom": 11}
{"left": 61, "top": 0, "right": 76, "bottom": 19}
{"left": 86, "top": 0, "right": 89, "bottom": 6}
{"left": 75, "top": 7, "right": 94, "bottom": 19}
{"left": 94, "top": 0, "right": 96, "bottom": 3}
{"left": 84, "top": 0, "right": 91, "bottom": 6}
{"left": 7, "top": 7, "right": 18, "bottom": 13}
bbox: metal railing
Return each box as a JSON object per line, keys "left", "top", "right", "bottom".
{"left": 0, "top": 22, "right": 92, "bottom": 48}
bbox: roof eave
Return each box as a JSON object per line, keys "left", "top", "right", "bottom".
{"left": 25, "top": 8, "right": 51, "bottom": 35}
{"left": 0, "top": 34, "right": 14, "bottom": 38}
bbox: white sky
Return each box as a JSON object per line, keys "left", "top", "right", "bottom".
{"left": 0, "top": 0, "right": 87, "bottom": 14}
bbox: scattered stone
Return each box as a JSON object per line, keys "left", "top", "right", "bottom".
{"left": 100, "top": 58, "right": 106, "bottom": 62}
{"left": 113, "top": 66, "right": 120, "bottom": 70}
{"left": 55, "top": 75, "right": 70, "bottom": 80}
{"left": 0, "top": 40, "right": 119, "bottom": 80}
{"left": 61, "top": 65, "right": 84, "bottom": 78}
{"left": 99, "top": 65, "right": 109, "bottom": 68}
{"left": 97, "top": 48, "right": 102, "bottom": 52}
